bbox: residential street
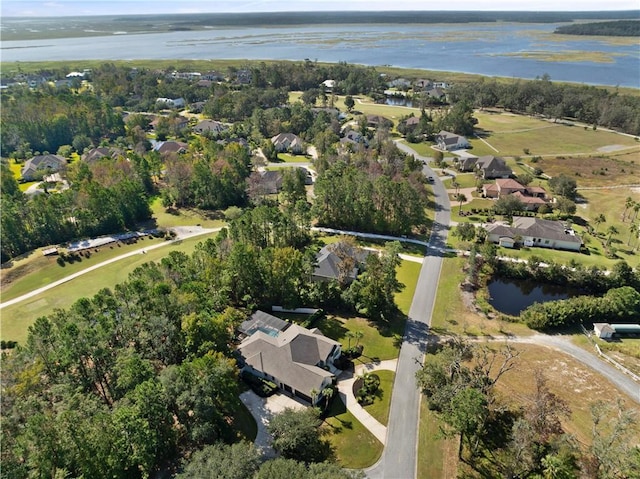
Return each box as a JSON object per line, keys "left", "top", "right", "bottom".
{"left": 366, "top": 146, "right": 451, "bottom": 479}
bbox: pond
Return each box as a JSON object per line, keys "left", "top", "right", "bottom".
{"left": 487, "top": 277, "right": 581, "bottom": 316}
{"left": 385, "top": 96, "right": 414, "bottom": 108}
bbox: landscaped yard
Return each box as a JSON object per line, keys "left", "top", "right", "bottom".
{"left": 230, "top": 396, "right": 258, "bottom": 442}
{"left": 322, "top": 396, "right": 383, "bottom": 468}
{"left": 1, "top": 233, "right": 218, "bottom": 344}
{"left": 318, "top": 315, "right": 404, "bottom": 362}
{"left": 395, "top": 259, "right": 422, "bottom": 316}
{"left": 362, "top": 369, "right": 395, "bottom": 426}
{"left": 275, "top": 152, "right": 310, "bottom": 163}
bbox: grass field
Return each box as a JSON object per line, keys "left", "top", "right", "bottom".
{"left": 362, "top": 369, "right": 395, "bottom": 426}
{"left": 150, "top": 196, "right": 227, "bottom": 228}
{"left": 472, "top": 111, "right": 640, "bottom": 157}
{"left": 1, "top": 236, "right": 167, "bottom": 302}
{"left": 323, "top": 396, "right": 383, "bottom": 468}
{"left": 1, "top": 233, "right": 216, "bottom": 344}
{"left": 417, "top": 401, "right": 459, "bottom": 479}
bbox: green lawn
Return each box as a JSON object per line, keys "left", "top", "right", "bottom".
{"left": 429, "top": 257, "right": 532, "bottom": 338}
{"left": 395, "top": 260, "right": 422, "bottom": 315}
{"left": 150, "top": 196, "right": 227, "bottom": 228}
{"left": 443, "top": 173, "right": 480, "bottom": 189}
{"left": 1, "top": 233, "right": 217, "bottom": 344}
{"left": 362, "top": 369, "right": 395, "bottom": 426}
{"left": 1, "top": 236, "right": 167, "bottom": 302}
{"left": 323, "top": 396, "right": 383, "bottom": 469}
{"left": 275, "top": 153, "right": 310, "bottom": 163}
{"left": 397, "top": 140, "right": 436, "bottom": 157}
{"left": 318, "top": 315, "right": 403, "bottom": 362}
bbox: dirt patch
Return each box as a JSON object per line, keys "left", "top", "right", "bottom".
{"left": 537, "top": 154, "right": 640, "bottom": 187}
{"left": 1, "top": 255, "right": 51, "bottom": 290}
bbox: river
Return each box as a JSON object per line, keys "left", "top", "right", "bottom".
{"left": 2, "top": 21, "right": 639, "bottom": 87}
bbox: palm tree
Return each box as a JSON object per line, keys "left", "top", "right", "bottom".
{"left": 628, "top": 223, "right": 638, "bottom": 246}
{"left": 593, "top": 213, "right": 606, "bottom": 234}
{"left": 322, "top": 386, "right": 334, "bottom": 410}
{"left": 310, "top": 388, "right": 319, "bottom": 405}
{"left": 632, "top": 202, "right": 640, "bottom": 222}
{"left": 352, "top": 330, "right": 364, "bottom": 347}
{"left": 606, "top": 225, "right": 619, "bottom": 247}
{"left": 622, "top": 196, "right": 634, "bottom": 221}
{"left": 457, "top": 193, "right": 467, "bottom": 214}
{"left": 345, "top": 331, "right": 355, "bottom": 349}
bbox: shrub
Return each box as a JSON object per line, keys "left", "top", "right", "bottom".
{"left": 242, "top": 372, "right": 278, "bottom": 397}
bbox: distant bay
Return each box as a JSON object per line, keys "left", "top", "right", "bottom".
{"left": 2, "top": 20, "right": 639, "bottom": 87}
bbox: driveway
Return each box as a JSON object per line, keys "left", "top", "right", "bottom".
{"left": 239, "top": 391, "right": 306, "bottom": 458}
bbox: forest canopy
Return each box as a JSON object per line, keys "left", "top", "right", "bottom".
{"left": 554, "top": 20, "right": 640, "bottom": 37}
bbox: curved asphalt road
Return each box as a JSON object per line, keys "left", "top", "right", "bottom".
{"left": 366, "top": 144, "right": 451, "bottom": 479}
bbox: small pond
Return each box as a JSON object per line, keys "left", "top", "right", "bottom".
{"left": 385, "top": 96, "right": 414, "bottom": 108}
{"left": 487, "top": 277, "right": 582, "bottom": 316}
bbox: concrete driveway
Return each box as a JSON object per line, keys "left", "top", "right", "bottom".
{"left": 239, "top": 390, "right": 306, "bottom": 458}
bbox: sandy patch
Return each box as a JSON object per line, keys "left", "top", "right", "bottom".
{"left": 597, "top": 144, "right": 628, "bottom": 153}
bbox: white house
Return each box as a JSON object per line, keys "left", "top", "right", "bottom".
{"left": 435, "top": 130, "right": 470, "bottom": 151}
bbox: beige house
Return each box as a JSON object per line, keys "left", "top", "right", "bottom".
{"left": 486, "top": 217, "right": 582, "bottom": 251}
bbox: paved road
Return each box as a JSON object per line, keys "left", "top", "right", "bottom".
{"left": 0, "top": 227, "right": 220, "bottom": 309}
{"left": 509, "top": 334, "right": 640, "bottom": 403}
{"left": 367, "top": 145, "right": 451, "bottom": 479}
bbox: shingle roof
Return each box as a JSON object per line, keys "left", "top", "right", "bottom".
{"left": 238, "top": 322, "right": 339, "bottom": 396}
{"left": 487, "top": 217, "right": 582, "bottom": 245}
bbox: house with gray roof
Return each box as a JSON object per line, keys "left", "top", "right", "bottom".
{"left": 435, "top": 130, "right": 470, "bottom": 151}
{"left": 193, "top": 119, "right": 228, "bottom": 136}
{"left": 456, "top": 155, "right": 512, "bottom": 179}
{"left": 237, "top": 311, "right": 341, "bottom": 405}
{"left": 82, "top": 147, "right": 124, "bottom": 164}
{"left": 271, "top": 133, "right": 304, "bottom": 154}
{"left": 486, "top": 217, "right": 582, "bottom": 251}
{"left": 312, "top": 244, "right": 368, "bottom": 284}
{"left": 21, "top": 154, "right": 67, "bottom": 181}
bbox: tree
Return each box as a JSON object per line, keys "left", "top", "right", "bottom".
{"left": 344, "top": 95, "right": 355, "bottom": 112}
{"left": 548, "top": 174, "right": 577, "bottom": 200}
{"left": 321, "top": 386, "right": 335, "bottom": 410}
{"left": 267, "top": 407, "right": 330, "bottom": 463}
{"left": 627, "top": 222, "right": 638, "bottom": 246}
{"left": 586, "top": 399, "right": 639, "bottom": 478}
{"left": 176, "top": 442, "right": 260, "bottom": 479}
{"left": 622, "top": 196, "right": 634, "bottom": 221}
{"left": 593, "top": 213, "right": 606, "bottom": 234}
{"left": 455, "top": 222, "right": 476, "bottom": 242}
{"left": 555, "top": 197, "right": 576, "bottom": 216}
{"left": 605, "top": 225, "right": 619, "bottom": 247}
{"left": 494, "top": 195, "right": 524, "bottom": 217}
{"left": 457, "top": 193, "right": 467, "bottom": 214}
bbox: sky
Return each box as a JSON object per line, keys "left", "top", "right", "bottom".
{"left": 2, "top": 0, "right": 638, "bottom": 17}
